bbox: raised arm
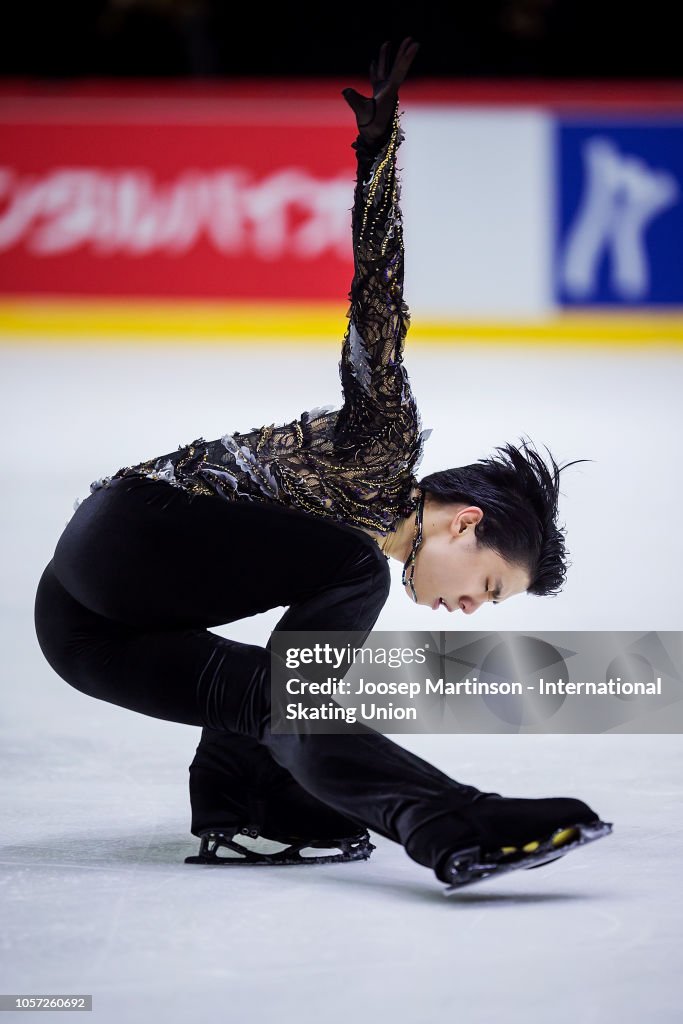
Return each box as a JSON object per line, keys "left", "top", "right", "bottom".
{"left": 334, "top": 38, "right": 421, "bottom": 448}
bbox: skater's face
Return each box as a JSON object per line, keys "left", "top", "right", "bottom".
{"left": 404, "top": 499, "right": 530, "bottom": 613}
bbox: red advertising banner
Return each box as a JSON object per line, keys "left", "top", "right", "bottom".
{"left": 2, "top": 81, "right": 681, "bottom": 304}
{"left": 0, "top": 90, "right": 355, "bottom": 300}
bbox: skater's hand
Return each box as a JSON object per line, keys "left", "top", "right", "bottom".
{"left": 342, "top": 37, "right": 420, "bottom": 144}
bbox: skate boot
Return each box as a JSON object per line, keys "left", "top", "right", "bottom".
{"left": 430, "top": 793, "right": 612, "bottom": 893}
{"left": 187, "top": 766, "right": 375, "bottom": 867}
{"left": 185, "top": 823, "right": 375, "bottom": 866}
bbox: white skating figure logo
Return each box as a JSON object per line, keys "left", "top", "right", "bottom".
{"left": 560, "top": 137, "right": 679, "bottom": 299}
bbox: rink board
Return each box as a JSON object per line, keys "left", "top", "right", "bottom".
{"left": 1, "top": 82, "right": 682, "bottom": 332}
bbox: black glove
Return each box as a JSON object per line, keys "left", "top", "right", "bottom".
{"left": 342, "top": 37, "right": 420, "bottom": 145}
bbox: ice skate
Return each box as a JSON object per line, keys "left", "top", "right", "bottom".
{"left": 187, "top": 759, "right": 376, "bottom": 867}
{"left": 185, "top": 824, "right": 375, "bottom": 866}
{"left": 433, "top": 794, "right": 612, "bottom": 894}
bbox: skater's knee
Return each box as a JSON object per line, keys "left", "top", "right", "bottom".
{"left": 364, "top": 557, "right": 391, "bottom": 613}
{"left": 343, "top": 553, "right": 391, "bottom": 625}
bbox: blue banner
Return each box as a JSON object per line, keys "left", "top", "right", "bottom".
{"left": 555, "top": 119, "right": 683, "bottom": 306}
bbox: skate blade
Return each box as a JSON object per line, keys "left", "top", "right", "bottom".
{"left": 185, "top": 829, "right": 375, "bottom": 866}
{"left": 443, "top": 819, "right": 613, "bottom": 895}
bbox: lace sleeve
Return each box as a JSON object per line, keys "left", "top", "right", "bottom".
{"left": 97, "top": 102, "right": 429, "bottom": 537}
{"left": 333, "top": 101, "right": 418, "bottom": 451}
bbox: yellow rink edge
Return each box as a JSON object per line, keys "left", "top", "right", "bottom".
{"left": 0, "top": 300, "right": 682, "bottom": 346}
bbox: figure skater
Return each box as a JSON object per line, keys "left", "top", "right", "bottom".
{"left": 34, "top": 38, "right": 611, "bottom": 892}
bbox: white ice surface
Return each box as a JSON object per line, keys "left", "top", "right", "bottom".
{"left": 1, "top": 339, "right": 682, "bottom": 1023}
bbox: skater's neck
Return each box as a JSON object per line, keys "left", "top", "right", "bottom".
{"left": 360, "top": 488, "right": 423, "bottom": 562}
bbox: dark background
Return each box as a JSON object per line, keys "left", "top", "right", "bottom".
{"left": 1, "top": 0, "right": 680, "bottom": 80}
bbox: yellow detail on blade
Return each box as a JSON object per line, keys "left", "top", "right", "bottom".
{"left": 500, "top": 825, "right": 580, "bottom": 857}
{"left": 551, "top": 827, "right": 579, "bottom": 848}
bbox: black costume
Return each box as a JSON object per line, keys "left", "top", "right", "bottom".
{"left": 33, "top": 104, "right": 608, "bottom": 886}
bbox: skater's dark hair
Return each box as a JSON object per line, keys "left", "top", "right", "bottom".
{"left": 417, "top": 438, "right": 590, "bottom": 597}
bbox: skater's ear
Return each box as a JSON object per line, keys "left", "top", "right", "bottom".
{"left": 449, "top": 506, "right": 484, "bottom": 538}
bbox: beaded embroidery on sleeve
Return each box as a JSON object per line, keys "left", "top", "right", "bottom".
{"left": 91, "top": 103, "right": 431, "bottom": 537}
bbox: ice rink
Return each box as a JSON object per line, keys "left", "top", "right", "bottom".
{"left": 1, "top": 336, "right": 682, "bottom": 1023}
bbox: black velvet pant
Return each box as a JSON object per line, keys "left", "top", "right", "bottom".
{"left": 34, "top": 477, "right": 482, "bottom": 877}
